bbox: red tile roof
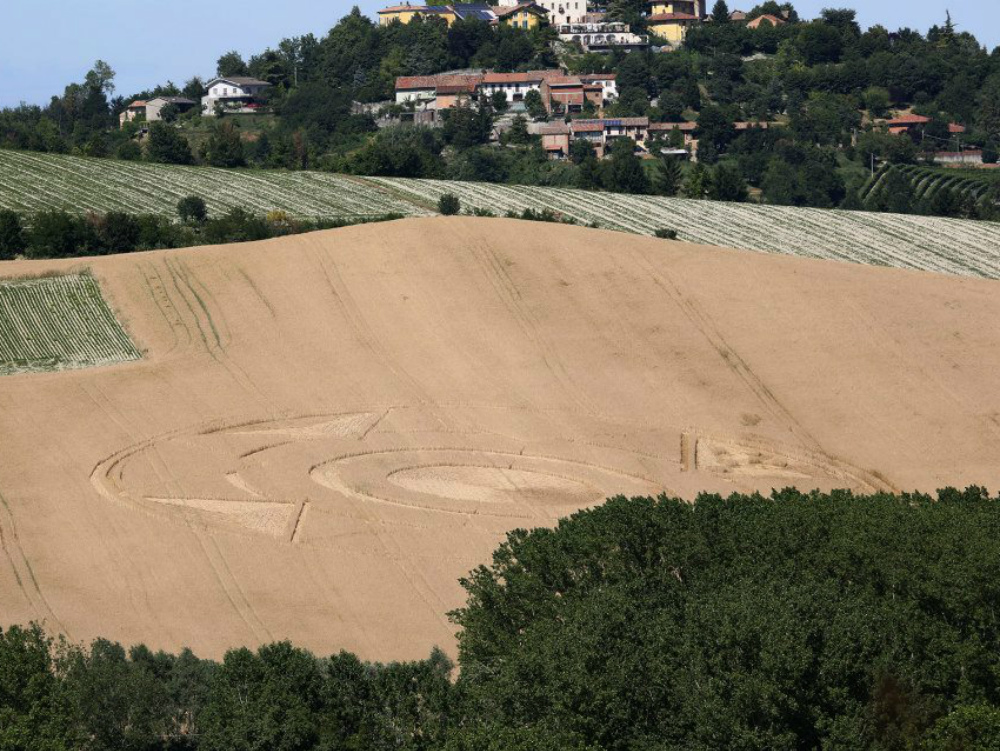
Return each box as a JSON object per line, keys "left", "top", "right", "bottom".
{"left": 949, "top": 123, "right": 967, "bottom": 134}
{"left": 885, "top": 113, "right": 931, "bottom": 126}
{"left": 128, "top": 100, "right": 146, "bottom": 109}
{"left": 649, "top": 121, "right": 697, "bottom": 131}
{"left": 578, "top": 73, "right": 616, "bottom": 81}
{"left": 494, "top": 3, "right": 548, "bottom": 16}
{"left": 396, "top": 74, "right": 483, "bottom": 90}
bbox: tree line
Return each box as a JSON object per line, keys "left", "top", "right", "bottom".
{"left": 5, "top": 487, "right": 1000, "bottom": 749}
{"left": 0, "top": 202, "right": 403, "bottom": 261}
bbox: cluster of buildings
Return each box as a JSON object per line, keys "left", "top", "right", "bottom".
{"left": 395, "top": 70, "right": 618, "bottom": 116}
{"left": 120, "top": 77, "right": 273, "bottom": 126}
{"left": 379, "top": 0, "right": 714, "bottom": 49}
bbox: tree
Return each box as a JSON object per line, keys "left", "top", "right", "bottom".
{"left": 506, "top": 115, "right": 531, "bottom": 145}
{"left": 682, "top": 162, "right": 709, "bottom": 198}
{"left": 653, "top": 155, "right": 683, "bottom": 196}
{"left": 490, "top": 90, "right": 509, "bottom": 113}
{"left": 711, "top": 0, "right": 730, "bottom": 23}
{"left": 178, "top": 196, "right": 208, "bottom": 223}
{"left": 602, "top": 138, "right": 650, "bottom": 194}
{"left": 205, "top": 121, "right": 246, "bottom": 167}
{"left": 200, "top": 642, "right": 323, "bottom": 751}
{"left": 696, "top": 106, "right": 737, "bottom": 162}
{"left": 0, "top": 210, "right": 25, "bottom": 260}
{"left": 443, "top": 103, "right": 494, "bottom": 148}
{"left": 709, "top": 162, "right": 749, "bottom": 202}
{"left": 146, "top": 122, "right": 194, "bottom": 165}
{"left": 438, "top": 193, "right": 461, "bottom": 215}
{"left": 217, "top": 50, "right": 249, "bottom": 78}
{"left": 524, "top": 89, "right": 547, "bottom": 121}
{"left": 863, "top": 86, "right": 891, "bottom": 118}
{"left": 976, "top": 74, "right": 1000, "bottom": 143}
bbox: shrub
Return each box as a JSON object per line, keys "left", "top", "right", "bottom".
{"left": 115, "top": 140, "right": 142, "bottom": 161}
{"left": 654, "top": 228, "right": 679, "bottom": 239}
{"left": 438, "top": 193, "right": 461, "bottom": 215}
{"left": 177, "top": 195, "right": 208, "bottom": 223}
{"left": 0, "top": 210, "right": 25, "bottom": 260}
{"left": 983, "top": 143, "right": 999, "bottom": 165}
{"left": 97, "top": 211, "right": 141, "bottom": 253}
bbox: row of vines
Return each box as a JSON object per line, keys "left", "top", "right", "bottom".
{"left": 0, "top": 274, "right": 140, "bottom": 375}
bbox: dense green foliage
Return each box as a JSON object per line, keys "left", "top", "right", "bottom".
{"left": 453, "top": 488, "right": 1000, "bottom": 750}
{"left": 0, "top": 207, "right": 404, "bottom": 259}
{"left": 5, "top": 489, "right": 1000, "bottom": 749}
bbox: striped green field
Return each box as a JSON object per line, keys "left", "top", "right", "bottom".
{"left": 0, "top": 274, "right": 140, "bottom": 375}
{"left": 3, "top": 149, "right": 1000, "bottom": 280}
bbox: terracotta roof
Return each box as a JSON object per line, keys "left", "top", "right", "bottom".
{"left": 483, "top": 71, "right": 548, "bottom": 84}
{"left": 379, "top": 4, "right": 424, "bottom": 10}
{"left": 578, "top": 73, "right": 617, "bottom": 81}
{"left": 128, "top": 100, "right": 146, "bottom": 109}
{"left": 949, "top": 123, "right": 967, "bottom": 134}
{"left": 538, "top": 123, "right": 571, "bottom": 134}
{"left": 396, "top": 74, "right": 483, "bottom": 90}
{"left": 888, "top": 126, "right": 909, "bottom": 135}
{"left": 436, "top": 83, "right": 477, "bottom": 94}
{"left": 647, "top": 12, "right": 700, "bottom": 21}
{"left": 548, "top": 76, "right": 585, "bottom": 87}
{"left": 885, "top": 114, "right": 931, "bottom": 126}
{"left": 649, "top": 121, "right": 697, "bottom": 131}
{"left": 571, "top": 121, "right": 604, "bottom": 132}
{"left": 729, "top": 10, "right": 747, "bottom": 20}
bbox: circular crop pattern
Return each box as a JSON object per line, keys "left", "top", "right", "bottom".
{"left": 90, "top": 406, "right": 891, "bottom": 546}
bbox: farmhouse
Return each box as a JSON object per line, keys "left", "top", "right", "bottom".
{"left": 537, "top": 122, "right": 571, "bottom": 157}
{"left": 201, "top": 77, "right": 273, "bottom": 116}
{"left": 119, "top": 100, "right": 146, "bottom": 127}
{"left": 648, "top": 120, "right": 697, "bottom": 145}
{"left": 395, "top": 73, "right": 485, "bottom": 105}
{"left": 145, "top": 96, "right": 196, "bottom": 122}
{"left": 570, "top": 117, "right": 650, "bottom": 157}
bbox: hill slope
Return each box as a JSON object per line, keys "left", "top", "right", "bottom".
{"left": 4, "top": 149, "right": 1000, "bottom": 279}
{"left": 1, "top": 218, "right": 999, "bottom": 660}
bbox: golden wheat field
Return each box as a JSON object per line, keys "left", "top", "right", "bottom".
{"left": 2, "top": 217, "right": 999, "bottom": 660}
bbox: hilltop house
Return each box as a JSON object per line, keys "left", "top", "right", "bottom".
{"left": 498, "top": 0, "right": 586, "bottom": 26}
{"left": 645, "top": 0, "right": 704, "bottom": 45}
{"left": 379, "top": 2, "right": 548, "bottom": 26}
{"left": 395, "top": 73, "right": 485, "bottom": 105}
{"left": 201, "top": 77, "right": 273, "bottom": 116}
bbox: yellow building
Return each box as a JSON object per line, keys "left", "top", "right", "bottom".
{"left": 378, "top": 4, "right": 455, "bottom": 26}
{"left": 494, "top": 3, "right": 549, "bottom": 29}
{"left": 378, "top": 2, "right": 548, "bottom": 27}
{"left": 645, "top": 0, "right": 702, "bottom": 44}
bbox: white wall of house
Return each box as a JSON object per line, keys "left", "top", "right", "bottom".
{"left": 201, "top": 80, "right": 270, "bottom": 116}
{"left": 480, "top": 81, "right": 542, "bottom": 102}
{"left": 396, "top": 88, "right": 436, "bottom": 104}
{"left": 532, "top": 0, "right": 586, "bottom": 26}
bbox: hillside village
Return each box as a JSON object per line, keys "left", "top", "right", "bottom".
{"left": 2, "top": 0, "right": 999, "bottom": 220}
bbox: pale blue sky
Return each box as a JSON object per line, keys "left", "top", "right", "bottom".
{"left": 0, "top": 1, "right": 996, "bottom": 107}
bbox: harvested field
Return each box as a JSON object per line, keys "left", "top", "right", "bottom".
{"left": 1, "top": 217, "right": 999, "bottom": 661}
{"left": 0, "top": 274, "right": 140, "bottom": 374}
